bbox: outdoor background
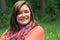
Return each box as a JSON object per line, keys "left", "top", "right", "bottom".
{"left": 0, "top": 0, "right": 60, "bottom": 40}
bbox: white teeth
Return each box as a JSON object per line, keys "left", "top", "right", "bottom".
{"left": 24, "top": 18, "right": 27, "bottom": 20}
{"left": 21, "top": 18, "right": 27, "bottom": 21}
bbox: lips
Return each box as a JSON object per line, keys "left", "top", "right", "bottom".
{"left": 19, "top": 17, "right": 28, "bottom": 21}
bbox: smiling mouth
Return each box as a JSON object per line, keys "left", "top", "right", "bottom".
{"left": 20, "top": 17, "right": 28, "bottom": 21}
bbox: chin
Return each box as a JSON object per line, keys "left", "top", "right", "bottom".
{"left": 21, "top": 21, "right": 30, "bottom": 26}
{"left": 22, "top": 22, "right": 28, "bottom": 25}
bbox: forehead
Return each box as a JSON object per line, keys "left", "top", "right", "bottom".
{"left": 20, "top": 4, "right": 30, "bottom": 11}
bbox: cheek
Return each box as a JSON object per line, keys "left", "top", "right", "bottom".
{"left": 26, "top": 15, "right": 30, "bottom": 19}
{"left": 16, "top": 15, "right": 21, "bottom": 20}
{"left": 27, "top": 13, "right": 31, "bottom": 19}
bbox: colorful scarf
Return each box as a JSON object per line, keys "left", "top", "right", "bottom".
{"left": 7, "top": 21, "right": 32, "bottom": 40}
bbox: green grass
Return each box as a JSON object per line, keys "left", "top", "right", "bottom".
{"left": 38, "top": 19, "right": 60, "bottom": 40}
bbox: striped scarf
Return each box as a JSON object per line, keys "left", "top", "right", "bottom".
{"left": 7, "top": 21, "right": 32, "bottom": 40}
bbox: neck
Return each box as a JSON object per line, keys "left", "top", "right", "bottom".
{"left": 19, "top": 21, "right": 32, "bottom": 29}
{"left": 19, "top": 24, "right": 24, "bottom": 29}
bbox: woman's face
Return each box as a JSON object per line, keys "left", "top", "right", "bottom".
{"left": 16, "top": 4, "right": 31, "bottom": 26}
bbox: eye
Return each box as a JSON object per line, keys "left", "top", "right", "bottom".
{"left": 24, "top": 10, "right": 29, "bottom": 13}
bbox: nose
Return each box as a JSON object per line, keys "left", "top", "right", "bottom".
{"left": 22, "top": 12, "right": 26, "bottom": 16}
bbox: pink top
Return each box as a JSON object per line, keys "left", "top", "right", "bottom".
{"left": 0, "top": 26, "right": 44, "bottom": 40}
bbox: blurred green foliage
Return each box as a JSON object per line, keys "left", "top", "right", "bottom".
{"left": 0, "top": 0, "right": 60, "bottom": 22}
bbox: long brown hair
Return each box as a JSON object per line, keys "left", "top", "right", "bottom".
{"left": 10, "top": 1, "right": 38, "bottom": 33}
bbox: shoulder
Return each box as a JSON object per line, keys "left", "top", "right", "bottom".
{"left": 27, "top": 26, "right": 44, "bottom": 35}
{"left": 0, "top": 30, "right": 8, "bottom": 40}
{"left": 35, "top": 26, "right": 44, "bottom": 33}
{"left": 25, "top": 26, "right": 44, "bottom": 40}
{"left": 1, "top": 29, "right": 8, "bottom": 37}
{"left": 32, "top": 26, "right": 44, "bottom": 35}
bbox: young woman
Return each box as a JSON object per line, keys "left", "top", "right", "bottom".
{"left": 0, "top": 1, "right": 44, "bottom": 40}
